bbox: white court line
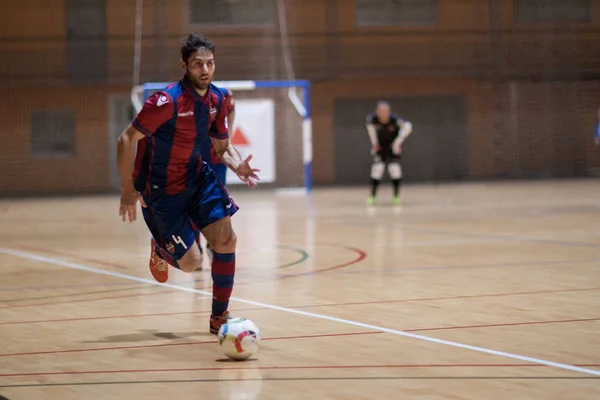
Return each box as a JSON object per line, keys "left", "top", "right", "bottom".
{"left": 1, "top": 246, "right": 599, "bottom": 377}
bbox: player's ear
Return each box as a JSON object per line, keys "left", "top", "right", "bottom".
{"left": 180, "top": 59, "right": 186, "bottom": 72}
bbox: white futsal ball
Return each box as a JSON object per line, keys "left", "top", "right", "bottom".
{"left": 218, "top": 318, "right": 261, "bottom": 361}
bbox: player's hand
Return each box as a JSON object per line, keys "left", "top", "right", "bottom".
{"left": 393, "top": 145, "right": 402, "bottom": 155}
{"left": 235, "top": 154, "right": 261, "bottom": 188}
{"left": 119, "top": 190, "right": 146, "bottom": 223}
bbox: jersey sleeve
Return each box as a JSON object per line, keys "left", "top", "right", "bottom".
{"left": 131, "top": 92, "right": 174, "bottom": 137}
{"left": 224, "top": 89, "right": 235, "bottom": 113}
{"left": 209, "top": 93, "right": 229, "bottom": 140}
{"left": 365, "top": 113, "right": 378, "bottom": 146}
{"left": 394, "top": 116, "right": 413, "bottom": 144}
{"left": 366, "top": 113, "right": 377, "bottom": 125}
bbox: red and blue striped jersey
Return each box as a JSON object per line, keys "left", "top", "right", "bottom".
{"left": 206, "top": 89, "right": 235, "bottom": 166}
{"left": 131, "top": 77, "right": 229, "bottom": 195}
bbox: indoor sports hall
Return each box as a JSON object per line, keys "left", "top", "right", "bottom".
{"left": 1, "top": 1, "right": 600, "bottom": 399}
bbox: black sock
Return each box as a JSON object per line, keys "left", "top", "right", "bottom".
{"left": 392, "top": 179, "right": 402, "bottom": 197}
{"left": 370, "top": 179, "right": 380, "bottom": 197}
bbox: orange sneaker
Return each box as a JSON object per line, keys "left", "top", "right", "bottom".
{"left": 149, "top": 238, "right": 169, "bottom": 283}
{"left": 210, "top": 310, "right": 232, "bottom": 335}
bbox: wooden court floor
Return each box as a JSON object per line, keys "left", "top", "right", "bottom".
{"left": 0, "top": 180, "right": 599, "bottom": 399}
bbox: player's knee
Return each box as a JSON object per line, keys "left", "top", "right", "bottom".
{"left": 214, "top": 229, "right": 237, "bottom": 254}
{"left": 371, "top": 162, "right": 385, "bottom": 180}
{"left": 212, "top": 228, "right": 237, "bottom": 254}
{"left": 204, "top": 217, "right": 237, "bottom": 254}
{"left": 178, "top": 247, "right": 203, "bottom": 273}
{"left": 388, "top": 163, "right": 402, "bottom": 180}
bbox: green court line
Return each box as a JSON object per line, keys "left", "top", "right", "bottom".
{"left": 275, "top": 245, "right": 310, "bottom": 269}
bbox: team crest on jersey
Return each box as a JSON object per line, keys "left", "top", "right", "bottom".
{"left": 165, "top": 240, "right": 175, "bottom": 254}
{"left": 157, "top": 95, "right": 169, "bottom": 107}
{"left": 209, "top": 106, "right": 217, "bottom": 118}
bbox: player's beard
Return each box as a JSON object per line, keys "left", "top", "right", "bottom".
{"left": 188, "top": 71, "right": 211, "bottom": 91}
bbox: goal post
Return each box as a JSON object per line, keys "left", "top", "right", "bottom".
{"left": 131, "top": 80, "right": 312, "bottom": 192}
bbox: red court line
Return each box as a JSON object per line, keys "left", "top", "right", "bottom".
{"left": 406, "top": 317, "right": 600, "bottom": 333}
{"left": 0, "top": 289, "right": 177, "bottom": 310}
{"left": 315, "top": 246, "right": 368, "bottom": 274}
{"left": 2, "top": 363, "right": 600, "bottom": 378}
{"left": 0, "top": 339, "right": 216, "bottom": 358}
{"left": 2, "top": 269, "right": 43, "bottom": 277}
{"left": 5, "top": 309, "right": 598, "bottom": 337}
{"left": 0, "top": 310, "right": 214, "bottom": 326}
{"left": 5, "top": 286, "right": 599, "bottom": 325}
{"left": 281, "top": 245, "right": 368, "bottom": 278}
{"left": 0, "top": 331, "right": 380, "bottom": 358}
{"left": 16, "top": 244, "right": 130, "bottom": 271}
{"left": 287, "top": 286, "right": 600, "bottom": 309}
{"left": 0, "top": 306, "right": 269, "bottom": 326}
{"left": 11, "top": 243, "right": 366, "bottom": 284}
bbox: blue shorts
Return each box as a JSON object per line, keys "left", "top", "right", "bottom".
{"left": 141, "top": 163, "right": 238, "bottom": 261}
{"left": 211, "top": 162, "right": 227, "bottom": 185}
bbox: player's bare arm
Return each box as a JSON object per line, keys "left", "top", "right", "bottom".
{"left": 227, "top": 141, "right": 242, "bottom": 164}
{"left": 117, "top": 124, "right": 146, "bottom": 222}
{"left": 224, "top": 109, "right": 242, "bottom": 164}
{"left": 224, "top": 91, "right": 239, "bottom": 166}
{"left": 391, "top": 120, "right": 413, "bottom": 155}
{"left": 366, "top": 121, "right": 379, "bottom": 155}
{"left": 227, "top": 109, "right": 235, "bottom": 131}
{"left": 211, "top": 137, "right": 260, "bottom": 187}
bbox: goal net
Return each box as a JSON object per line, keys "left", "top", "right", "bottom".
{"left": 131, "top": 80, "right": 312, "bottom": 191}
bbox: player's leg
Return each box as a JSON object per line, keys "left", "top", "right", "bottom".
{"left": 140, "top": 204, "right": 171, "bottom": 283}
{"left": 175, "top": 234, "right": 203, "bottom": 273}
{"left": 201, "top": 216, "right": 237, "bottom": 334}
{"left": 144, "top": 204, "right": 203, "bottom": 281}
{"left": 204, "top": 162, "right": 227, "bottom": 261}
{"left": 148, "top": 193, "right": 203, "bottom": 280}
{"left": 189, "top": 163, "right": 240, "bottom": 334}
{"left": 205, "top": 162, "right": 227, "bottom": 260}
{"left": 387, "top": 158, "right": 403, "bottom": 205}
{"left": 191, "top": 221, "right": 203, "bottom": 271}
{"left": 368, "top": 154, "right": 385, "bottom": 205}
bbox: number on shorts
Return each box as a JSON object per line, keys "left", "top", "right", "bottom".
{"left": 172, "top": 235, "right": 188, "bottom": 250}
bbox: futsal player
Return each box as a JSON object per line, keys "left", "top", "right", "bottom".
{"left": 118, "top": 33, "right": 260, "bottom": 334}
{"left": 133, "top": 90, "right": 238, "bottom": 268}
{"left": 366, "top": 101, "right": 412, "bottom": 206}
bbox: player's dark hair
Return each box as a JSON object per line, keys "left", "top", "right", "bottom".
{"left": 181, "top": 33, "right": 215, "bottom": 63}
